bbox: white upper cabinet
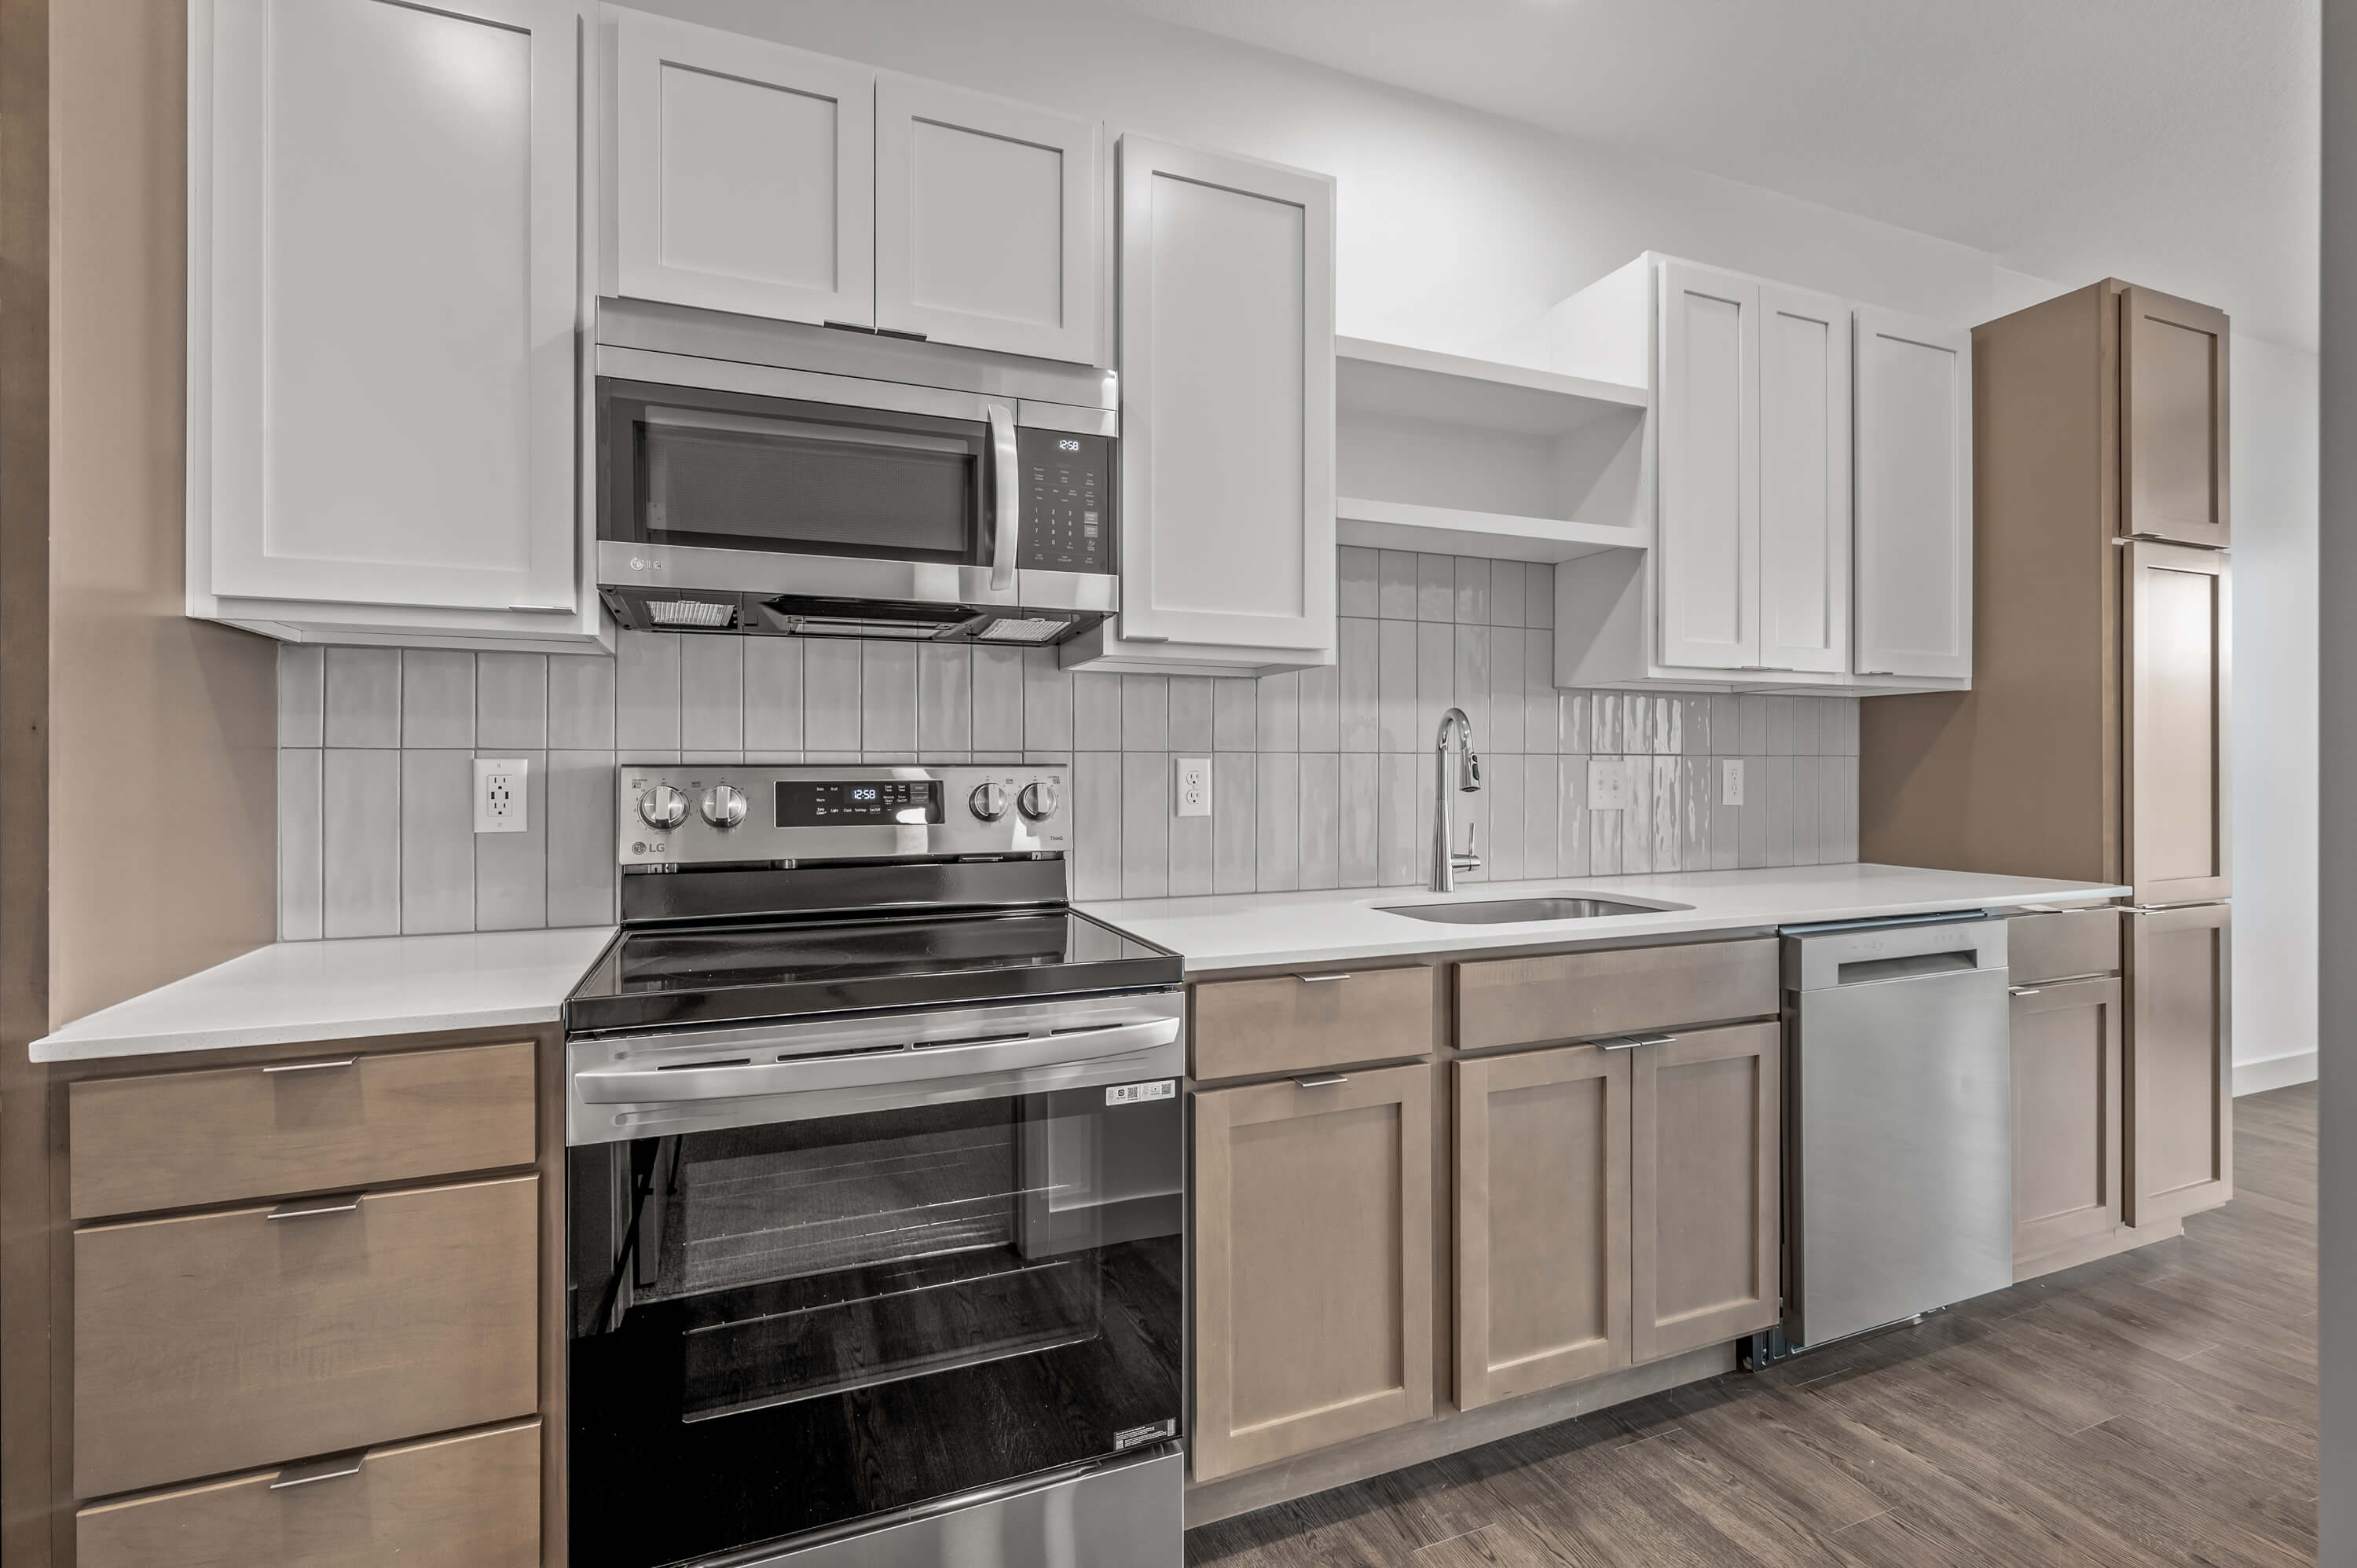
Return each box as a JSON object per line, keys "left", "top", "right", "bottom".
{"left": 1854, "top": 306, "right": 1973, "bottom": 680}
{"left": 190, "top": 0, "right": 592, "bottom": 644}
{"left": 608, "top": 8, "right": 876, "bottom": 327}
{"left": 1098, "top": 135, "right": 1336, "bottom": 661}
{"left": 1757, "top": 285, "right": 1853, "bottom": 673}
{"left": 1655, "top": 261, "right": 1759, "bottom": 669}
{"left": 875, "top": 75, "right": 1100, "bottom": 363}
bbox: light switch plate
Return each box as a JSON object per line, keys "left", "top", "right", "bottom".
{"left": 1174, "top": 757, "right": 1211, "bottom": 817}
{"left": 1586, "top": 757, "right": 1629, "bottom": 811}
{"left": 475, "top": 757, "right": 529, "bottom": 833}
{"left": 1721, "top": 758, "right": 1747, "bottom": 808}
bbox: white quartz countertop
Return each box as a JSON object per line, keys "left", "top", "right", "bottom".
{"left": 30, "top": 926, "right": 618, "bottom": 1064}
{"left": 1078, "top": 863, "right": 2128, "bottom": 972}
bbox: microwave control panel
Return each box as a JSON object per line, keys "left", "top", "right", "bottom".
{"left": 1017, "top": 429, "right": 1112, "bottom": 574}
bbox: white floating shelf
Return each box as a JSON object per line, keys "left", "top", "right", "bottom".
{"left": 1336, "top": 335, "right": 1647, "bottom": 435}
{"left": 1336, "top": 497, "right": 1649, "bottom": 564}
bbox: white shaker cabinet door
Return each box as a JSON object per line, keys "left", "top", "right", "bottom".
{"left": 194, "top": 0, "right": 582, "bottom": 614}
{"left": 608, "top": 6, "right": 875, "bottom": 326}
{"left": 1115, "top": 137, "right": 1335, "bottom": 651}
{"left": 1756, "top": 284, "right": 1852, "bottom": 673}
{"left": 1854, "top": 306, "right": 1973, "bottom": 680}
{"left": 1655, "top": 260, "right": 1760, "bottom": 670}
{"left": 876, "top": 75, "right": 1101, "bottom": 364}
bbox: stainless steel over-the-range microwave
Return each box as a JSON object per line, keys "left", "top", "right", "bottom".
{"left": 595, "top": 298, "right": 1119, "bottom": 646}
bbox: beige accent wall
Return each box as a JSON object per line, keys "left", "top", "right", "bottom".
{"left": 47, "top": 0, "right": 274, "bottom": 1028}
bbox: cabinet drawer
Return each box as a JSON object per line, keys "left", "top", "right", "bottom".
{"left": 69, "top": 1040, "right": 537, "bottom": 1219}
{"left": 1457, "top": 939, "right": 1778, "bottom": 1052}
{"left": 2008, "top": 909, "right": 2121, "bottom": 985}
{"left": 75, "top": 1174, "right": 539, "bottom": 1499}
{"left": 1190, "top": 965, "right": 1435, "bottom": 1081}
{"left": 77, "top": 1419, "right": 540, "bottom": 1568}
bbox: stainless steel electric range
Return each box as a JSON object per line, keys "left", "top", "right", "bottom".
{"left": 565, "top": 762, "right": 1186, "bottom": 1568}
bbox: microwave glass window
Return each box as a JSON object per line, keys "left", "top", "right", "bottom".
{"left": 639, "top": 408, "right": 978, "bottom": 562}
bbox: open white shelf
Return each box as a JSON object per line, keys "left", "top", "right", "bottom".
{"left": 1333, "top": 335, "right": 1651, "bottom": 561}
{"left": 1336, "top": 497, "right": 1645, "bottom": 563}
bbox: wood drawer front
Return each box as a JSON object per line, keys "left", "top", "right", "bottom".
{"left": 1457, "top": 939, "right": 1779, "bottom": 1052}
{"left": 78, "top": 1419, "right": 540, "bottom": 1568}
{"left": 75, "top": 1174, "right": 539, "bottom": 1500}
{"left": 2008, "top": 910, "right": 2121, "bottom": 985}
{"left": 70, "top": 1040, "right": 537, "bottom": 1219}
{"left": 1190, "top": 965, "right": 1435, "bottom": 1081}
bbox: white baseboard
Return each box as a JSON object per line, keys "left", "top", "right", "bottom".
{"left": 2234, "top": 1050, "right": 2318, "bottom": 1096}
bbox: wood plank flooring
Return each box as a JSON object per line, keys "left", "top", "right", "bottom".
{"left": 1186, "top": 1083, "right": 2319, "bottom": 1568}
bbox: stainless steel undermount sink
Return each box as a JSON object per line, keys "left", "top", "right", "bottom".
{"left": 1375, "top": 894, "right": 1693, "bottom": 925}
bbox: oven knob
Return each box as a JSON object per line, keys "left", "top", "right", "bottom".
{"left": 701, "top": 785, "right": 747, "bottom": 829}
{"left": 1018, "top": 779, "right": 1061, "bottom": 821}
{"left": 637, "top": 784, "right": 688, "bottom": 830}
{"left": 969, "top": 781, "right": 1010, "bottom": 822}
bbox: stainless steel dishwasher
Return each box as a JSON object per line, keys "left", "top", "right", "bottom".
{"left": 1782, "top": 913, "right": 2012, "bottom": 1350}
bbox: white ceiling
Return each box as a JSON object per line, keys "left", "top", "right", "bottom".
{"left": 1094, "top": 0, "right": 2319, "bottom": 350}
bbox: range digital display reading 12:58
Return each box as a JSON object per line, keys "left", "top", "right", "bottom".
{"left": 775, "top": 779, "right": 943, "bottom": 826}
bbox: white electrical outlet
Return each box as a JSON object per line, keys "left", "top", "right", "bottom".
{"left": 1721, "top": 758, "right": 1747, "bottom": 808}
{"left": 475, "top": 757, "right": 529, "bottom": 833}
{"left": 1174, "top": 757, "right": 1211, "bottom": 818}
{"left": 1586, "top": 757, "right": 1629, "bottom": 811}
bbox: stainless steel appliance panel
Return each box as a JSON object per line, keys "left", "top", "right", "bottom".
{"left": 717, "top": 1446, "right": 1182, "bottom": 1568}
{"left": 618, "top": 763, "right": 1069, "bottom": 867}
{"left": 1785, "top": 917, "right": 2013, "bottom": 1346}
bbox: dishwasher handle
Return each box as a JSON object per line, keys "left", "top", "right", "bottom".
{"left": 1785, "top": 918, "right": 2007, "bottom": 993}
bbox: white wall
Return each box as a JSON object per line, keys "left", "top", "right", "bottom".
{"left": 630, "top": 0, "right": 2321, "bottom": 1081}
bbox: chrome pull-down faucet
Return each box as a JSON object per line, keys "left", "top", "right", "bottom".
{"left": 1431, "top": 707, "right": 1483, "bottom": 892}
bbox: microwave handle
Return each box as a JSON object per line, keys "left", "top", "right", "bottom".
{"left": 988, "top": 401, "right": 1020, "bottom": 594}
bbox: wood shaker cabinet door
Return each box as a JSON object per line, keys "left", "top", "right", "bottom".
{"left": 2125, "top": 903, "right": 2232, "bottom": 1225}
{"left": 1189, "top": 965, "right": 1435, "bottom": 1082}
{"left": 1853, "top": 306, "right": 1974, "bottom": 680}
{"left": 75, "top": 1175, "right": 539, "bottom": 1500}
{"left": 2007, "top": 908, "right": 2122, "bottom": 985}
{"left": 608, "top": 7, "right": 875, "bottom": 325}
{"left": 1655, "top": 259, "right": 1761, "bottom": 670}
{"left": 1629, "top": 1023, "right": 1781, "bottom": 1362}
{"left": 2125, "top": 543, "right": 2231, "bottom": 903}
{"left": 2011, "top": 978, "right": 2125, "bottom": 1263}
{"left": 1455, "top": 1046, "right": 1629, "bottom": 1409}
{"left": 875, "top": 75, "right": 1100, "bottom": 364}
{"left": 1191, "top": 1064, "right": 1433, "bottom": 1481}
{"left": 69, "top": 1041, "right": 537, "bottom": 1219}
{"left": 1456, "top": 937, "right": 1779, "bottom": 1053}
{"left": 2120, "top": 286, "right": 2230, "bottom": 548}
{"left": 77, "top": 1420, "right": 541, "bottom": 1568}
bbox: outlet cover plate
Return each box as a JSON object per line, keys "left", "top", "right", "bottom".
{"left": 1721, "top": 758, "right": 1747, "bottom": 808}
{"left": 1586, "top": 757, "right": 1629, "bottom": 811}
{"left": 475, "top": 757, "right": 529, "bottom": 833}
{"left": 1174, "top": 757, "right": 1211, "bottom": 818}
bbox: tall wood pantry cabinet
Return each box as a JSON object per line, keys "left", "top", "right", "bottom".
{"left": 1863, "top": 280, "right": 2234, "bottom": 1261}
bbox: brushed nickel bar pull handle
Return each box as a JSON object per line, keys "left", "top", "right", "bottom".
{"left": 2010, "top": 986, "right": 2043, "bottom": 997}
{"left": 1595, "top": 1037, "right": 1644, "bottom": 1051}
{"left": 263, "top": 1057, "right": 358, "bottom": 1075}
{"left": 270, "top": 1451, "right": 366, "bottom": 1490}
{"left": 1293, "top": 1074, "right": 1349, "bottom": 1088}
{"left": 1623, "top": 1033, "right": 1675, "bottom": 1048}
{"left": 1294, "top": 973, "right": 1352, "bottom": 984}
{"left": 266, "top": 1194, "right": 362, "bottom": 1222}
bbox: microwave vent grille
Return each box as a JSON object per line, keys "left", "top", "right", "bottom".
{"left": 646, "top": 599, "right": 739, "bottom": 629}
{"left": 972, "top": 617, "right": 1071, "bottom": 644}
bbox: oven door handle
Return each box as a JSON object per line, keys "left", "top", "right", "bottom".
{"left": 988, "top": 401, "right": 1020, "bottom": 595}
{"left": 574, "top": 1016, "right": 1181, "bottom": 1105}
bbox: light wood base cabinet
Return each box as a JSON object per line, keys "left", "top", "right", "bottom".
{"left": 2012, "top": 977, "right": 2125, "bottom": 1262}
{"left": 75, "top": 1174, "right": 540, "bottom": 1500}
{"left": 2126, "top": 902, "right": 2233, "bottom": 1225}
{"left": 77, "top": 1419, "right": 541, "bottom": 1568}
{"left": 1630, "top": 1023, "right": 1782, "bottom": 1362}
{"left": 1191, "top": 1064, "right": 1434, "bottom": 1481}
{"left": 1454, "top": 1045, "right": 1629, "bottom": 1408}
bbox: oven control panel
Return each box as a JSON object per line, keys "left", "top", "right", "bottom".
{"left": 617, "top": 763, "right": 1069, "bottom": 867}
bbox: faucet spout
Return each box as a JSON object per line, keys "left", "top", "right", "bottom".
{"left": 1431, "top": 708, "right": 1484, "bottom": 892}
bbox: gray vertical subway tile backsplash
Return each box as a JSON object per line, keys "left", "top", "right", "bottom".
{"left": 273, "top": 551, "right": 1865, "bottom": 938}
